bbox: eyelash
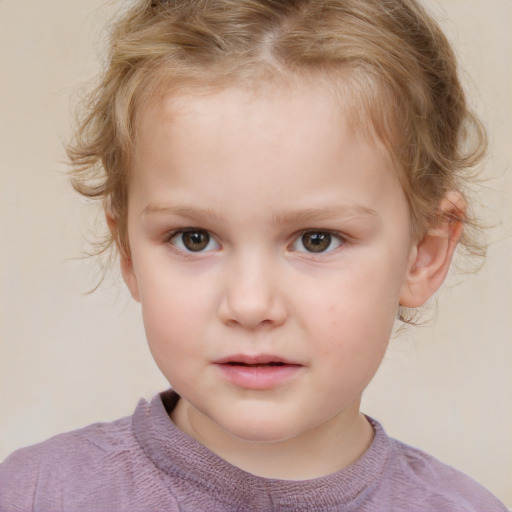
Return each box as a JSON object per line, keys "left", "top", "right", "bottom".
{"left": 165, "top": 228, "right": 346, "bottom": 255}
{"left": 292, "top": 230, "right": 346, "bottom": 254}
{"left": 167, "top": 229, "right": 220, "bottom": 254}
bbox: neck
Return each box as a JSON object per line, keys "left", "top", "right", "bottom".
{"left": 171, "top": 397, "right": 374, "bottom": 480}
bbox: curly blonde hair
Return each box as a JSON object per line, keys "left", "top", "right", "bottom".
{"left": 68, "top": 0, "right": 487, "bottom": 320}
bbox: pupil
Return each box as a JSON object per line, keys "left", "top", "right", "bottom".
{"left": 183, "top": 231, "right": 209, "bottom": 251}
{"left": 303, "top": 232, "right": 331, "bottom": 253}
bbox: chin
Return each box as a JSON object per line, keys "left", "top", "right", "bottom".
{"left": 220, "top": 416, "right": 302, "bottom": 444}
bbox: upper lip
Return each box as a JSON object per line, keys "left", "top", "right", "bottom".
{"left": 213, "top": 354, "right": 302, "bottom": 366}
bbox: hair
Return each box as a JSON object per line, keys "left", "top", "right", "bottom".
{"left": 68, "top": 0, "right": 487, "bottom": 322}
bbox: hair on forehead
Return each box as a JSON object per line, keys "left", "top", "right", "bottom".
{"left": 68, "top": 0, "right": 487, "bottom": 322}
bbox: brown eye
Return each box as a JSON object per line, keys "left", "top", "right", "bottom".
{"left": 301, "top": 232, "right": 331, "bottom": 252}
{"left": 170, "top": 230, "right": 219, "bottom": 253}
{"left": 182, "top": 231, "right": 209, "bottom": 251}
{"left": 292, "top": 231, "right": 343, "bottom": 254}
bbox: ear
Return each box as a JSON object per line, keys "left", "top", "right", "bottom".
{"left": 106, "top": 211, "right": 141, "bottom": 303}
{"left": 399, "top": 193, "right": 465, "bottom": 308}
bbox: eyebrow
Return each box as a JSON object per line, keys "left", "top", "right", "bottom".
{"left": 270, "top": 205, "right": 379, "bottom": 225}
{"left": 142, "top": 204, "right": 224, "bottom": 223}
{"left": 142, "top": 203, "right": 378, "bottom": 225}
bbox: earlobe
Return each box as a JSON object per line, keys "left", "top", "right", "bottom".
{"left": 106, "top": 211, "right": 141, "bottom": 303}
{"left": 399, "top": 193, "right": 465, "bottom": 308}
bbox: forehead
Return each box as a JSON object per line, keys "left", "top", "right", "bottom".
{"left": 142, "top": 84, "right": 340, "bottom": 157}
{"left": 130, "top": 82, "right": 408, "bottom": 229}
{"left": 137, "top": 69, "right": 394, "bottom": 137}
{"left": 134, "top": 78, "right": 393, "bottom": 172}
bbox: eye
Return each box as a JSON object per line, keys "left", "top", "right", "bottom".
{"left": 169, "top": 229, "right": 219, "bottom": 253}
{"left": 292, "top": 231, "right": 344, "bottom": 253}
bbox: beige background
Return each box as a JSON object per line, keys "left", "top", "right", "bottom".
{"left": 1, "top": 0, "right": 511, "bottom": 506}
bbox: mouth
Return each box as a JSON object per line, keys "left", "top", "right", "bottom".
{"left": 225, "top": 361, "right": 288, "bottom": 367}
{"left": 214, "top": 354, "right": 302, "bottom": 390}
{"left": 214, "top": 354, "right": 301, "bottom": 367}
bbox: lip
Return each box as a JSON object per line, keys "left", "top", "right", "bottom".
{"left": 213, "top": 353, "right": 303, "bottom": 390}
{"left": 213, "top": 353, "right": 300, "bottom": 366}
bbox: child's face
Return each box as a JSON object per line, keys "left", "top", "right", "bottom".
{"left": 123, "top": 83, "right": 416, "bottom": 445}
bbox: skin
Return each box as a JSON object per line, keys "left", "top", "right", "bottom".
{"left": 118, "top": 82, "right": 462, "bottom": 480}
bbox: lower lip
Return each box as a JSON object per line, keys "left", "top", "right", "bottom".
{"left": 216, "top": 364, "right": 302, "bottom": 390}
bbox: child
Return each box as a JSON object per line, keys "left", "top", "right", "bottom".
{"left": 0, "top": 0, "right": 508, "bottom": 510}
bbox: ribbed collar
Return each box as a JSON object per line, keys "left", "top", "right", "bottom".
{"left": 133, "top": 390, "right": 391, "bottom": 512}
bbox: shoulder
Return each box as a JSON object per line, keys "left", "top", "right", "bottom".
{"left": 384, "top": 437, "right": 508, "bottom": 512}
{"left": 0, "top": 414, "right": 140, "bottom": 511}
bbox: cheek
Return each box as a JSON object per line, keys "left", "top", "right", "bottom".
{"left": 295, "top": 263, "right": 400, "bottom": 362}
{"left": 138, "top": 258, "right": 215, "bottom": 316}
{"left": 311, "top": 300, "right": 392, "bottom": 400}
{"left": 140, "top": 293, "right": 206, "bottom": 389}
{"left": 137, "top": 273, "right": 205, "bottom": 354}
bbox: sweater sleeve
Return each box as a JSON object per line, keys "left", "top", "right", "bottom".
{"left": 0, "top": 420, "right": 137, "bottom": 512}
{"left": 388, "top": 439, "right": 509, "bottom": 512}
{"left": 0, "top": 444, "right": 42, "bottom": 512}
{"left": 0, "top": 415, "right": 179, "bottom": 512}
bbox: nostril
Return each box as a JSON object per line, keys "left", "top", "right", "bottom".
{"left": 217, "top": 270, "right": 287, "bottom": 329}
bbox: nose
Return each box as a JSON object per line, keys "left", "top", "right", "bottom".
{"left": 218, "top": 252, "right": 287, "bottom": 329}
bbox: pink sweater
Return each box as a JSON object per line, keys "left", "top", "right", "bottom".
{"left": 0, "top": 390, "right": 507, "bottom": 511}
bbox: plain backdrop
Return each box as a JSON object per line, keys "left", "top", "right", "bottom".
{"left": 1, "top": 0, "right": 511, "bottom": 506}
